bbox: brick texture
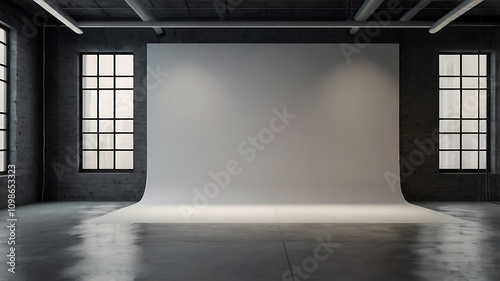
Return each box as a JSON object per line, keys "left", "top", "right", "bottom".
{"left": 40, "top": 26, "right": 500, "bottom": 202}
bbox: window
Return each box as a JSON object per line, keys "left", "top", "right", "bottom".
{"left": 81, "top": 54, "right": 134, "bottom": 171}
{"left": 0, "top": 26, "right": 8, "bottom": 173}
{"left": 439, "top": 54, "right": 488, "bottom": 171}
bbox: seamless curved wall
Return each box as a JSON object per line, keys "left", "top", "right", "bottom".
{"left": 144, "top": 43, "right": 403, "bottom": 205}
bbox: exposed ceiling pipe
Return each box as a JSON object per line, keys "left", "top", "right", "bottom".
{"left": 71, "top": 21, "right": 500, "bottom": 29}
{"left": 33, "top": 0, "right": 83, "bottom": 34}
{"left": 349, "top": 0, "right": 385, "bottom": 34}
{"left": 124, "top": 0, "right": 164, "bottom": 35}
{"left": 76, "top": 21, "right": 437, "bottom": 29}
{"left": 399, "top": 0, "right": 433, "bottom": 21}
{"left": 429, "top": 0, "right": 484, "bottom": 33}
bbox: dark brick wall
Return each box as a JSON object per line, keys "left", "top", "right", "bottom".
{"left": 44, "top": 27, "right": 500, "bottom": 202}
{"left": 43, "top": 29, "right": 152, "bottom": 201}
{"left": 0, "top": 2, "right": 43, "bottom": 208}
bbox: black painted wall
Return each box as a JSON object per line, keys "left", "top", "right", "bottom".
{"left": 42, "top": 26, "right": 500, "bottom": 203}
{"left": 0, "top": 1, "right": 43, "bottom": 208}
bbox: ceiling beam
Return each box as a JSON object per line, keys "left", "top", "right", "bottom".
{"left": 124, "top": 0, "right": 164, "bottom": 35}
{"left": 32, "top": 0, "right": 83, "bottom": 34}
{"left": 71, "top": 21, "right": 490, "bottom": 29}
{"left": 350, "top": 0, "right": 385, "bottom": 34}
{"left": 399, "top": 0, "right": 433, "bottom": 22}
{"left": 429, "top": 0, "right": 484, "bottom": 34}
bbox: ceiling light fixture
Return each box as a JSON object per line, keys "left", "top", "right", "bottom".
{"left": 33, "top": 0, "right": 83, "bottom": 34}
{"left": 429, "top": 0, "right": 484, "bottom": 34}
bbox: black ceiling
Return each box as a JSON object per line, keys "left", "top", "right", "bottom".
{"left": 9, "top": 0, "right": 500, "bottom": 22}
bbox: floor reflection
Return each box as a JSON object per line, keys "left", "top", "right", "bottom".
{"left": 65, "top": 222, "right": 140, "bottom": 281}
{"left": 413, "top": 218, "right": 497, "bottom": 280}
{"left": 0, "top": 202, "right": 498, "bottom": 281}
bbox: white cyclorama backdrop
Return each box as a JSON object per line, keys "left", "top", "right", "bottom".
{"left": 144, "top": 43, "right": 404, "bottom": 205}
{"left": 92, "top": 43, "right": 463, "bottom": 223}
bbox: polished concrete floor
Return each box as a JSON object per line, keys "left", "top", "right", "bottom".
{"left": 0, "top": 202, "right": 499, "bottom": 281}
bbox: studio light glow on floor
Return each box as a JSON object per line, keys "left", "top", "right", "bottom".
{"left": 90, "top": 203, "right": 464, "bottom": 224}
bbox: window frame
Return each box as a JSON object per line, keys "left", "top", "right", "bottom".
{"left": 79, "top": 52, "right": 134, "bottom": 173}
{"left": 438, "top": 52, "right": 490, "bottom": 173}
{"left": 0, "top": 24, "right": 9, "bottom": 174}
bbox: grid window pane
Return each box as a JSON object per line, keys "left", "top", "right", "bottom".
{"left": 462, "top": 77, "right": 478, "bottom": 88}
{"left": 116, "top": 134, "right": 133, "bottom": 149}
{"left": 479, "top": 90, "right": 487, "bottom": 118}
{"left": 479, "top": 77, "right": 487, "bottom": 88}
{"left": 462, "top": 134, "right": 478, "bottom": 149}
{"left": 99, "top": 151, "right": 114, "bottom": 169}
{"left": 440, "top": 151, "right": 460, "bottom": 169}
{"left": 116, "top": 151, "right": 133, "bottom": 169}
{"left": 116, "top": 77, "right": 133, "bottom": 88}
{"left": 82, "top": 120, "right": 97, "bottom": 132}
{"left": 82, "top": 90, "right": 97, "bottom": 118}
{"left": 462, "top": 90, "right": 478, "bottom": 118}
{"left": 439, "top": 134, "right": 460, "bottom": 150}
{"left": 82, "top": 77, "right": 97, "bottom": 89}
{"left": 82, "top": 55, "right": 97, "bottom": 76}
{"left": 439, "top": 120, "right": 460, "bottom": 132}
{"left": 479, "top": 55, "right": 487, "bottom": 76}
{"left": 99, "top": 120, "right": 114, "bottom": 132}
{"left": 439, "top": 55, "right": 460, "bottom": 76}
{"left": 0, "top": 151, "right": 5, "bottom": 172}
{"left": 115, "top": 55, "right": 133, "bottom": 76}
{"left": 479, "top": 151, "right": 487, "bottom": 169}
{"left": 439, "top": 77, "right": 460, "bottom": 88}
{"left": 462, "top": 151, "right": 478, "bottom": 169}
{"left": 81, "top": 53, "right": 134, "bottom": 171}
{"left": 82, "top": 151, "right": 97, "bottom": 169}
{"left": 99, "top": 134, "right": 114, "bottom": 149}
{"left": 99, "top": 55, "right": 114, "bottom": 75}
{"left": 462, "top": 55, "right": 479, "bottom": 76}
{"left": 0, "top": 81, "right": 6, "bottom": 112}
{"left": 0, "top": 114, "right": 5, "bottom": 129}
{"left": 0, "top": 66, "right": 6, "bottom": 81}
{"left": 462, "top": 120, "right": 478, "bottom": 132}
{"left": 82, "top": 134, "right": 97, "bottom": 149}
{"left": 0, "top": 44, "right": 6, "bottom": 65}
{"left": 99, "top": 90, "right": 114, "bottom": 118}
{"left": 99, "top": 77, "right": 114, "bottom": 88}
{"left": 479, "top": 120, "right": 487, "bottom": 132}
{"left": 116, "top": 90, "right": 134, "bottom": 118}
{"left": 116, "top": 120, "right": 133, "bottom": 132}
{"left": 0, "top": 131, "right": 5, "bottom": 150}
{"left": 439, "top": 90, "right": 460, "bottom": 118}
{"left": 479, "top": 134, "right": 487, "bottom": 150}
{"left": 0, "top": 29, "right": 5, "bottom": 43}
